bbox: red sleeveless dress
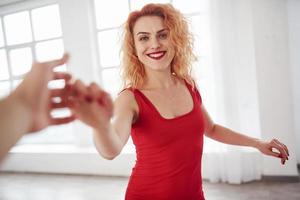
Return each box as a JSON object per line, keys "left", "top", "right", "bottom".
{"left": 125, "top": 81, "right": 205, "bottom": 200}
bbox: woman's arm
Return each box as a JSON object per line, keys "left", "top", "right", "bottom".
{"left": 69, "top": 82, "right": 136, "bottom": 160}
{"left": 202, "top": 104, "right": 289, "bottom": 164}
{"left": 93, "top": 89, "right": 136, "bottom": 160}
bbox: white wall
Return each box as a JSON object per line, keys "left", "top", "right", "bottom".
{"left": 288, "top": 0, "right": 300, "bottom": 164}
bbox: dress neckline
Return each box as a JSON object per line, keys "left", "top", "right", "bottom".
{"left": 134, "top": 80, "right": 196, "bottom": 121}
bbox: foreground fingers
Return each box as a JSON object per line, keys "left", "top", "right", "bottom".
{"left": 45, "top": 53, "right": 69, "bottom": 69}
{"left": 53, "top": 72, "right": 72, "bottom": 82}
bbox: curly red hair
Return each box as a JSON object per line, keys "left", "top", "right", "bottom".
{"left": 121, "top": 3, "right": 196, "bottom": 89}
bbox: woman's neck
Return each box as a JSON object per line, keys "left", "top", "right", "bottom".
{"left": 143, "top": 70, "right": 178, "bottom": 90}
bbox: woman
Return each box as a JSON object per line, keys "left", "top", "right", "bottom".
{"left": 68, "top": 4, "right": 289, "bottom": 200}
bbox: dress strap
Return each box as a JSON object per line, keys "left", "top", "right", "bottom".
{"left": 183, "top": 79, "right": 202, "bottom": 104}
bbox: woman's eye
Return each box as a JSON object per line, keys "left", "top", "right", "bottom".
{"left": 139, "top": 36, "right": 149, "bottom": 41}
{"left": 159, "top": 33, "right": 168, "bottom": 39}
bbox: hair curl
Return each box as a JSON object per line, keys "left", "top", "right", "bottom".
{"left": 121, "top": 3, "right": 196, "bottom": 89}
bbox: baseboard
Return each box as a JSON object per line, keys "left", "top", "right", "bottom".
{"left": 262, "top": 175, "right": 299, "bottom": 182}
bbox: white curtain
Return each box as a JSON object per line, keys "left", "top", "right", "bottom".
{"left": 201, "top": 0, "right": 262, "bottom": 184}
{"left": 202, "top": 142, "right": 262, "bottom": 184}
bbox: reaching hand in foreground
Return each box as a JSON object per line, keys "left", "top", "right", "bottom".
{"left": 11, "top": 53, "right": 76, "bottom": 133}
{"left": 0, "top": 54, "right": 75, "bottom": 161}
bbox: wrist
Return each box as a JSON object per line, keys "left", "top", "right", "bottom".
{"left": 11, "top": 83, "right": 34, "bottom": 114}
{"left": 5, "top": 92, "right": 33, "bottom": 134}
{"left": 93, "top": 122, "right": 112, "bottom": 135}
{"left": 251, "top": 138, "right": 262, "bottom": 149}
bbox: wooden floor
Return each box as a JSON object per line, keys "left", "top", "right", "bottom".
{"left": 0, "top": 172, "right": 299, "bottom": 200}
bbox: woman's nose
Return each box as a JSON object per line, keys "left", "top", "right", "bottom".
{"left": 150, "top": 38, "right": 161, "bottom": 49}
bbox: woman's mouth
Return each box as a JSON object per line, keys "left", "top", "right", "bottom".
{"left": 146, "top": 51, "right": 166, "bottom": 60}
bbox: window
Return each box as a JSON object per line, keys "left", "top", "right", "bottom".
{"left": 0, "top": 3, "right": 74, "bottom": 144}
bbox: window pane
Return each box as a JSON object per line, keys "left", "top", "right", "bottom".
{"left": 190, "top": 15, "right": 210, "bottom": 57}
{"left": 0, "top": 81, "right": 10, "bottom": 99}
{"left": 102, "top": 67, "right": 122, "bottom": 98}
{"left": 35, "top": 39, "right": 64, "bottom": 62}
{"left": 98, "top": 29, "right": 121, "bottom": 67}
{"left": 0, "top": 19, "right": 5, "bottom": 47}
{"left": 130, "top": 0, "right": 170, "bottom": 11}
{"left": 94, "top": 0, "right": 129, "bottom": 29}
{"left": 12, "top": 79, "right": 22, "bottom": 89}
{"left": 53, "top": 64, "right": 67, "bottom": 72}
{"left": 48, "top": 79, "right": 65, "bottom": 90}
{"left": 4, "top": 11, "right": 32, "bottom": 45}
{"left": 0, "top": 49, "right": 9, "bottom": 80}
{"left": 31, "top": 4, "right": 62, "bottom": 41}
{"left": 172, "top": 0, "right": 209, "bottom": 14}
{"left": 10, "top": 47, "right": 32, "bottom": 76}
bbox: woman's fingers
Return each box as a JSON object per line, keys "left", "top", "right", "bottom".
{"left": 270, "top": 139, "right": 289, "bottom": 165}
{"left": 88, "top": 82, "right": 110, "bottom": 106}
{"left": 271, "top": 139, "right": 289, "bottom": 158}
{"left": 89, "top": 82, "right": 105, "bottom": 105}
{"left": 274, "top": 139, "right": 289, "bottom": 157}
{"left": 103, "top": 92, "right": 113, "bottom": 109}
{"left": 73, "top": 80, "right": 88, "bottom": 101}
{"left": 266, "top": 146, "right": 281, "bottom": 158}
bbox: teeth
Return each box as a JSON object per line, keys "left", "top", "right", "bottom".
{"left": 148, "top": 52, "right": 165, "bottom": 58}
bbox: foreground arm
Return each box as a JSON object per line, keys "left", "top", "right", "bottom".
{"left": 0, "top": 55, "right": 75, "bottom": 161}
{"left": 202, "top": 105, "right": 289, "bottom": 165}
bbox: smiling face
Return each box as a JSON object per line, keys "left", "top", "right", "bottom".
{"left": 132, "top": 16, "right": 175, "bottom": 73}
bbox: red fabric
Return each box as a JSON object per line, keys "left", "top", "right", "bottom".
{"left": 125, "top": 81, "right": 205, "bottom": 200}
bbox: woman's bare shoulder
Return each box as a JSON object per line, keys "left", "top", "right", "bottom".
{"left": 116, "top": 89, "right": 136, "bottom": 104}
{"left": 115, "top": 89, "right": 139, "bottom": 121}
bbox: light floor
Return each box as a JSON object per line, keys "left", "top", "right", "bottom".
{"left": 0, "top": 172, "right": 299, "bottom": 200}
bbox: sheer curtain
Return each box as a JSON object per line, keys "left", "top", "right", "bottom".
{"left": 201, "top": 0, "right": 262, "bottom": 184}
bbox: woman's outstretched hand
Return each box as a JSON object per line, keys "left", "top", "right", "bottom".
{"left": 256, "top": 139, "right": 289, "bottom": 165}
{"left": 67, "top": 80, "right": 114, "bottom": 131}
